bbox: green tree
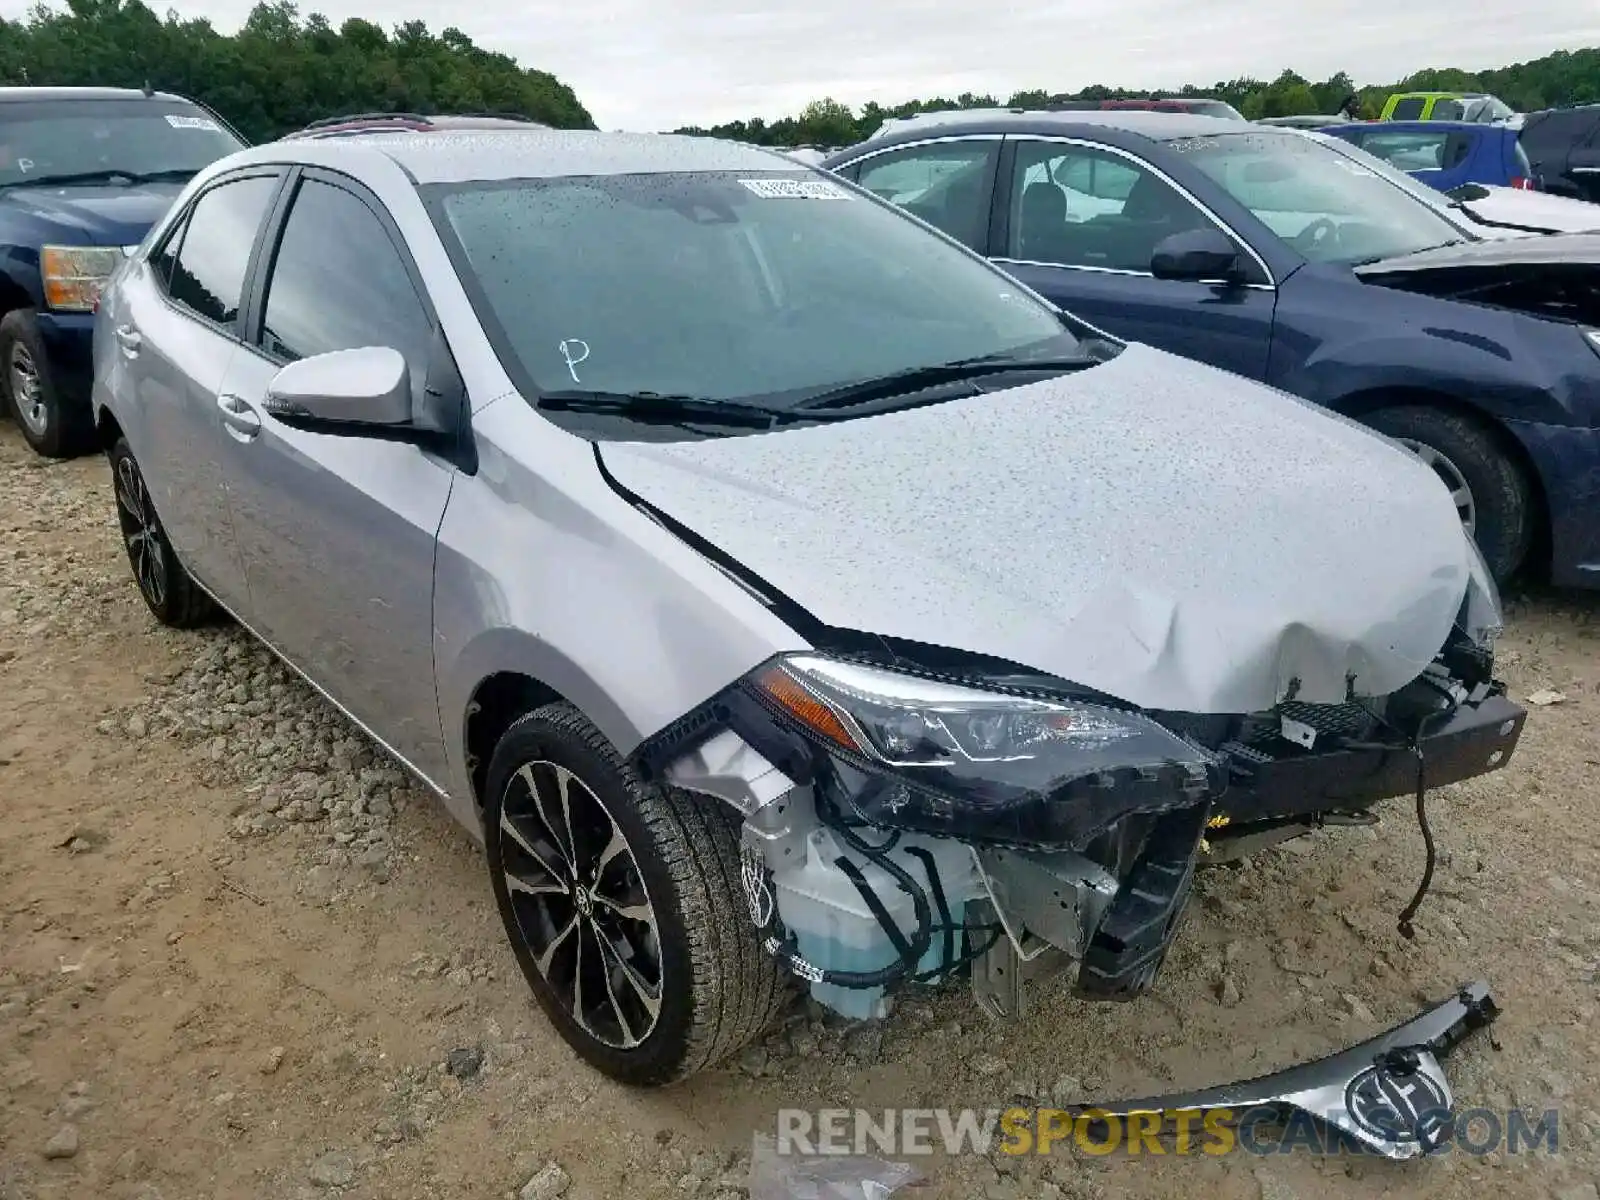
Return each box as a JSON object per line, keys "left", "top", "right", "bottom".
{"left": 794, "top": 96, "right": 857, "bottom": 145}
{"left": 0, "top": 0, "right": 595, "bottom": 141}
{"left": 679, "top": 46, "right": 1600, "bottom": 146}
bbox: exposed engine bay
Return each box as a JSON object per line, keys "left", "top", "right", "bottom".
{"left": 633, "top": 617, "right": 1526, "bottom": 1024}
{"left": 1362, "top": 256, "right": 1600, "bottom": 324}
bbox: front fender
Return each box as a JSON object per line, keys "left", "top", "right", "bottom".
{"left": 431, "top": 398, "right": 811, "bottom": 833}
{"left": 1269, "top": 271, "right": 1598, "bottom": 428}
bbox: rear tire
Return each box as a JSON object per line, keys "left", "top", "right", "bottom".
{"left": 0, "top": 308, "right": 94, "bottom": 458}
{"left": 1362, "top": 405, "right": 1532, "bottom": 584}
{"left": 109, "top": 438, "right": 216, "bottom": 628}
{"left": 484, "top": 702, "right": 789, "bottom": 1085}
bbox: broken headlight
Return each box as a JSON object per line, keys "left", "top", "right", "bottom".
{"left": 1458, "top": 533, "right": 1503, "bottom": 649}
{"left": 739, "top": 654, "right": 1219, "bottom": 849}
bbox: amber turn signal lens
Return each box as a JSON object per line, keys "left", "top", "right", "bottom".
{"left": 752, "top": 663, "right": 861, "bottom": 752}
{"left": 41, "top": 245, "right": 122, "bottom": 313}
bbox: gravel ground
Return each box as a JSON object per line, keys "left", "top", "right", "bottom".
{"left": 1, "top": 422, "right": 1598, "bottom": 1200}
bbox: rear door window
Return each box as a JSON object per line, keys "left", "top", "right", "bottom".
{"left": 1359, "top": 131, "right": 1455, "bottom": 172}
{"left": 166, "top": 174, "right": 279, "bottom": 328}
{"left": 1391, "top": 98, "right": 1427, "bottom": 121}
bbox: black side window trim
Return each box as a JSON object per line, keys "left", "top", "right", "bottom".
{"left": 240, "top": 165, "right": 438, "bottom": 364}
{"left": 153, "top": 167, "right": 288, "bottom": 341}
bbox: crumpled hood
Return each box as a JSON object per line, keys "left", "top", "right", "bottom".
{"left": 599, "top": 345, "right": 1473, "bottom": 714}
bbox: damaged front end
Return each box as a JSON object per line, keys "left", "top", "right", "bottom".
{"left": 633, "top": 597, "right": 1525, "bottom": 1024}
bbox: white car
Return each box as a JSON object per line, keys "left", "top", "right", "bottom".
{"left": 1302, "top": 129, "right": 1600, "bottom": 238}
{"left": 1445, "top": 182, "right": 1600, "bottom": 235}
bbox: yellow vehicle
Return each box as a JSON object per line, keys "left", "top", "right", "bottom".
{"left": 1381, "top": 91, "right": 1516, "bottom": 123}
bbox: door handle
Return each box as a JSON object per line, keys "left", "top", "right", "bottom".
{"left": 113, "top": 324, "right": 141, "bottom": 356}
{"left": 217, "top": 392, "right": 262, "bottom": 442}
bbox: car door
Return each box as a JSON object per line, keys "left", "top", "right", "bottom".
{"left": 213, "top": 168, "right": 457, "bottom": 783}
{"left": 111, "top": 169, "right": 282, "bottom": 612}
{"left": 833, "top": 135, "right": 1001, "bottom": 252}
{"left": 991, "top": 137, "right": 1277, "bottom": 380}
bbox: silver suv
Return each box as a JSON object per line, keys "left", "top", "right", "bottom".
{"left": 92, "top": 130, "right": 1524, "bottom": 1085}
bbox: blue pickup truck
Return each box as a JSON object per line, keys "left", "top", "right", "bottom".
{"left": 0, "top": 87, "right": 244, "bottom": 456}
{"left": 1317, "top": 119, "right": 1534, "bottom": 194}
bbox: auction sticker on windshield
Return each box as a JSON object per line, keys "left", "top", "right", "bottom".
{"left": 165, "top": 115, "right": 221, "bottom": 131}
{"left": 739, "top": 178, "right": 852, "bottom": 199}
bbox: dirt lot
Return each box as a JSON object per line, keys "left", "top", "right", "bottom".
{"left": 1, "top": 422, "right": 1598, "bottom": 1200}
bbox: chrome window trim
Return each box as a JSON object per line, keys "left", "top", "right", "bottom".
{"left": 834, "top": 132, "right": 1007, "bottom": 169}
{"left": 1000, "top": 134, "right": 1277, "bottom": 288}
{"left": 991, "top": 256, "right": 1276, "bottom": 292}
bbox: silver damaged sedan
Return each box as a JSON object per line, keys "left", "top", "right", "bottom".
{"left": 92, "top": 130, "right": 1525, "bottom": 1085}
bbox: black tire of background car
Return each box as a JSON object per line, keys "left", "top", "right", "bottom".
{"left": 108, "top": 438, "right": 217, "bottom": 628}
{"left": 484, "top": 702, "right": 791, "bottom": 1086}
{"left": 0, "top": 308, "right": 96, "bottom": 458}
{"left": 1362, "top": 405, "right": 1533, "bottom": 586}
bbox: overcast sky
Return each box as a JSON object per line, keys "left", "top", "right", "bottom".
{"left": 15, "top": 0, "right": 1600, "bottom": 130}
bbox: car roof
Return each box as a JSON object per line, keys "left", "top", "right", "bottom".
{"left": 0, "top": 86, "right": 194, "bottom": 104}
{"left": 844, "top": 108, "right": 1259, "bottom": 153}
{"left": 284, "top": 112, "right": 552, "bottom": 139}
{"left": 232, "top": 129, "right": 807, "bottom": 184}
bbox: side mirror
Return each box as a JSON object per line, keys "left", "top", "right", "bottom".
{"left": 263, "top": 346, "right": 410, "bottom": 427}
{"left": 1150, "top": 228, "right": 1245, "bottom": 284}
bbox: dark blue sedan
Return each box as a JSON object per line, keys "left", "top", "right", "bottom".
{"left": 823, "top": 113, "right": 1600, "bottom": 590}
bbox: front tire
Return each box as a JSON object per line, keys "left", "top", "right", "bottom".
{"left": 1363, "top": 405, "right": 1533, "bottom": 584}
{"left": 0, "top": 308, "right": 94, "bottom": 458}
{"left": 109, "top": 438, "right": 215, "bottom": 628}
{"left": 484, "top": 702, "right": 788, "bottom": 1085}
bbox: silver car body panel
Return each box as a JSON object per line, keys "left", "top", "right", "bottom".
{"left": 96, "top": 130, "right": 1472, "bottom": 845}
{"left": 1455, "top": 184, "right": 1600, "bottom": 235}
{"left": 599, "top": 344, "right": 1473, "bottom": 715}
{"left": 430, "top": 396, "right": 808, "bottom": 833}
{"left": 104, "top": 257, "right": 254, "bottom": 611}
{"left": 212, "top": 340, "right": 459, "bottom": 785}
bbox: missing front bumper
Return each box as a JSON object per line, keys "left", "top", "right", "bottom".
{"left": 1215, "top": 693, "right": 1525, "bottom": 826}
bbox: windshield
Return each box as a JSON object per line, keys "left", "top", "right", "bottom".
{"left": 431, "top": 171, "right": 1083, "bottom": 427}
{"left": 0, "top": 99, "right": 244, "bottom": 187}
{"left": 1302, "top": 131, "right": 1484, "bottom": 225}
{"left": 1168, "top": 129, "right": 1471, "bottom": 265}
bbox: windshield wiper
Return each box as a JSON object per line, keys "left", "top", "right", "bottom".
{"left": 1, "top": 167, "right": 198, "bottom": 189}
{"left": 794, "top": 353, "right": 1103, "bottom": 413}
{"left": 536, "top": 389, "right": 797, "bottom": 429}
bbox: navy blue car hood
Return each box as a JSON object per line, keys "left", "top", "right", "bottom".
{"left": 1355, "top": 232, "right": 1600, "bottom": 275}
{"left": 0, "top": 181, "right": 185, "bottom": 246}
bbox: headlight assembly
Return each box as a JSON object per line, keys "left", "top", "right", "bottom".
{"left": 1458, "top": 532, "right": 1503, "bottom": 650}
{"left": 739, "top": 654, "right": 1219, "bottom": 849}
{"left": 41, "top": 244, "right": 125, "bottom": 312}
